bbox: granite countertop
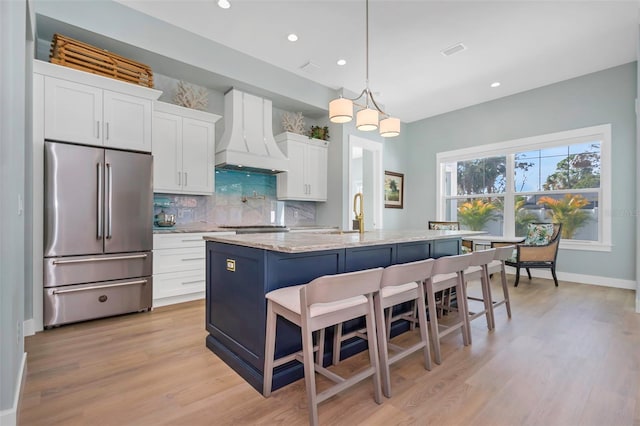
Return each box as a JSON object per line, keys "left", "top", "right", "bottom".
{"left": 203, "top": 229, "right": 484, "bottom": 253}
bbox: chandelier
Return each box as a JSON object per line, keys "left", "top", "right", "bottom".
{"left": 328, "top": 0, "right": 400, "bottom": 138}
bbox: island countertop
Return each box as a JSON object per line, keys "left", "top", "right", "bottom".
{"left": 203, "top": 229, "right": 483, "bottom": 253}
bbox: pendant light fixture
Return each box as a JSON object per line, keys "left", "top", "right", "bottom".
{"left": 329, "top": 0, "right": 400, "bottom": 138}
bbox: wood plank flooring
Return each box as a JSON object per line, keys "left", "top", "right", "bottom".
{"left": 19, "top": 277, "right": 640, "bottom": 425}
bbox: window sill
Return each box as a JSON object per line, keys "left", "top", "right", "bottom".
{"left": 559, "top": 241, "right": 612, "bottom": 252}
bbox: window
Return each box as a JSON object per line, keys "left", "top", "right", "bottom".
{"left": 436, "top": 125, "right": 611, "bottom": 251}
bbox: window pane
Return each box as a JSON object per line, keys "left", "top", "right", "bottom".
{"left": 517, "top": 192, "right": 598, "bottom": 241}
{"left": 540, "top": 155, "right": 569, "bottom": 190}
{"left": 515, "top": 157, "right": 540, "bottom": 192}
{"left": 456, "top": 157, "right": 506, "bottom": 195}
{"left": 447, "top": 197, "right": 504, "bottom": 235}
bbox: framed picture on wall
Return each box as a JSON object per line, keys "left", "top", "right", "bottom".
{"left": 384, "top": 171, "right": 404, "bottom": 209}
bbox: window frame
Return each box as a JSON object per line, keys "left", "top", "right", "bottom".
{"left": 436, "top": 124, "right": 611, "bottom": 252}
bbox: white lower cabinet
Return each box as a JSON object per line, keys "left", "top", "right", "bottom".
{"left": 152, "top": 232, "right": 234, "bottom": 307}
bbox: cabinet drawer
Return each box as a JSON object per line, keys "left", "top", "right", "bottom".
{"left": 153, "top": 270, "right": 205, "bottom": 299}
{"left": 153, "top": 247, "right": 205, "bottom": 274}
{"left": 153, "top": 233, "right": 207, "bottom": 249}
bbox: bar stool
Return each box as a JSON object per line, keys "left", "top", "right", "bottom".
{"left": 373, "top": 259, "right": 435, "bottom": 397}
{"left": 424, "top": 253, "right": 472, "bottom": 364}
{"left": 486, "top": 245, "right": 514, "bottom": 323}
{"left": 263, "top": 268, "right": 384, "bottom": 426}
{"left": 463, "top": 248, "right": 496, "bottom": 341}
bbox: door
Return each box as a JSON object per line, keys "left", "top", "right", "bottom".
{"left": 44, "top": 77, "right": 102, "bottom": 146}
{"left": 104, "top": 149, "right": 153, "bottom": 253}
{"left": 152, "top": 111, "right": 183, "bottom": 193}
{"left": 103, "top": 90, "right": 152, "bottom": 152}
{"left": 181, "top": 117, "right": 214, "bottom": 194}
{"left": 44, "top": 141, "right": 104, "bottom": 257}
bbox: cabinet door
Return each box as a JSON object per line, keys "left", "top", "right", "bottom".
{"left": 103, "top": 90, "right": 152, "bottom": 152}
{"left": 181, "top": 117, "right": 214, "bottom": 194}
{"left": 306, "top": 144, "right": 328, "bottom": 201}
{"left": 152, "top": 111, "right": 183, "bottom": 193}
{"left": 44, "top": 77, "right": 102, "bottom": 146}
{"left": 276, "top": 140, "right": 306, "bottom": 199}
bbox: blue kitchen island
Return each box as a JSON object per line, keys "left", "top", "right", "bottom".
{"left": 203, "top": 229, "right": 476, "bottom": 393}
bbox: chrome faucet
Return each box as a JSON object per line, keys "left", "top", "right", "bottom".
{"left": 353, "top": 192, "right": 364, "bottom": 234}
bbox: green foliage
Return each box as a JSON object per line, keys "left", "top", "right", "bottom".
{"left": 543, "top": 150, "right": 600, "bottom": 190}
{"left": 308, "top": 125, "right": 329, "bottom": 141}
{"left": 537, "top": 194, "right": 591, "bottom": 239}
{"left": 515, "top": 196, "right": 538, "bottom": 236}
{"left": 457, "top": 199, "right": 497, "bottom": 231}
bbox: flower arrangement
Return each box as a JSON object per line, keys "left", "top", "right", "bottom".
{"left": 457, "top": 199, "right": 497, "bottom": 231}
{"left": 308, "top": 125, "right": 329, "bottom": 141}
{"left": 537, "top": 193, "right": 591, "bottom": 239}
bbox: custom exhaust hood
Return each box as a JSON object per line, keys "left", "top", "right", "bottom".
{"left": 215, "top": 89, "right": 289, "bottom": 173}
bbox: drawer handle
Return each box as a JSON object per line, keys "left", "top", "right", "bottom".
{"left": 52, "top": 279, "right": 148, "bottom": 294}
{"left": 181, "top": 239, "right": 203, "bottom": 242}
{"left": 181, "top": 257, "right": 205, "bottom": 261}
{"left": 52, "top": 254, "right": 148, "bottom": 265}
{"left": 181, "top": 279, "right": 204, "bottom": 285}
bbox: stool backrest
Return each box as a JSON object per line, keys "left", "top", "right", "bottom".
{"left": 432, "top": 253, "right": 473, "bottom": 275}
{"left": 381, "top": 259, "right": 435, "bottom": 288}
{"left": 469, "top": 248, "right": 496, "bottom": 267}
{"left": 302, "top": 267, "right": 383, "bottom": 307}
{"left": 494, "top": 245, "right": 515, "bottom": 261}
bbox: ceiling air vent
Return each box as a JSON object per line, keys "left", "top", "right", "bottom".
{"left": 441, "top": 43, "right": 467, "bottom": 57}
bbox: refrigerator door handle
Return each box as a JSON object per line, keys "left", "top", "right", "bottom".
{"left": 51, "top": 253, "right": 148, "bottom": 265}
{"left": 52, "top": 279, "right": 148, "bottom": 294}
{"left": 97, "top": 163, "right": 103, "bottom": 239}
{"left": 106, "top": 162, "right": 113, "bottom": 239}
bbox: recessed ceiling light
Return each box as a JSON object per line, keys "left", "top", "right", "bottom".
{"left": 490, "top": 82, "right": 501, "bottom": 88}
{"left": 337, "top": 59, "right": 346, "bottom": 66}
{"left": 287, "top": 34, "right": 298, "bottom": 42}
{"left": 217, "top": 0, "right": 230, "bottom": 9}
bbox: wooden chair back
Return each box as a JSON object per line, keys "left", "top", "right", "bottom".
{"left": 381, "top": 259, "right": 435, "bottom": 288}
{"left": 302, "top": 268, "right": 383, "bottom": 307}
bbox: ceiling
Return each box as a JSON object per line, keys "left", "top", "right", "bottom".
{"left": 56, "top": 1, "right": 640, "bottom": 123}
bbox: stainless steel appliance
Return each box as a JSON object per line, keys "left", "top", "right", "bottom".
{"left": 43, "top": 141, "right": 153, "bottom": 327}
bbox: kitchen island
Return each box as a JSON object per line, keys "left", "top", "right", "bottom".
{"left": 203, "top": 229, "right": 478, "bottom": 393}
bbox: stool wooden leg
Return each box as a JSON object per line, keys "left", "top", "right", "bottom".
{"left": 365, "top": 298, "right": 383, "bottom": 404}
{"left": 425, "top": 279, "right": 442, "bottom": 364}
{"left": 332, "top": 324, "right": 342, "bottom": 365}
{"left": 263, "top": 300, "right": 276, "bottom": 397}
{"left": 316, "top": 328, "right": 325, "bottom": 366}
{"left": 456, "top": 273, "right": 471, "bottom": 346}
{"left": 374, "top": 294, "right": 392, "bottom": 398}
{"left": 501, "top": 265, "right": 512, "bottom": 318}
{"left": 481, "top": 267, "right": 495, "bottom": 330}
{"left": 301, "top": 317, "right": 319, "bottom": 426}
{"left": 416, "top": 287, "right": 432, "bottom": 371}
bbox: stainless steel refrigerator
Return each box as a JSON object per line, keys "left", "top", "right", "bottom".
{"left": 43, "top": 141, "right": 153, "bottom": 327}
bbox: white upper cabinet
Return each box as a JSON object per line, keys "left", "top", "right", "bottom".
{"left": 276, "top": 132, "right": 329, "bottom": 201}
{"left": 37, "top": 60, "right": 160, "bottom": 152}
{"left": 152, "top": 102, "right": 220, "bottom": 195}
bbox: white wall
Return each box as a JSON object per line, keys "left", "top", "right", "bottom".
{"left": 1, "top": 0, "right": 30, "bottom": 424}
{"left": 405, "top": 63, "right": 637, "bottom": 283}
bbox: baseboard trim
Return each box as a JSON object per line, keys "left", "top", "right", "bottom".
{"left": 0, "top": 352, "right": 26, "bottom": 426}
{"left": 23, "top": 319, "right": 35, "bottom": 337}
{"left": 505, "top": 267, "right": 635, "bottom": 290}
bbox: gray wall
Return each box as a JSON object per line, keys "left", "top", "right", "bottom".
{"left": 405, "top": 62, "right": 637, "bottom": 281}
{"left": 1, "top": 0, "right": 29, "bottom": 418}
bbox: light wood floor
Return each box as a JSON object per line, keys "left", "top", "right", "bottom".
{"left": 20, "top": 276, "right": 640, "bottom": 426}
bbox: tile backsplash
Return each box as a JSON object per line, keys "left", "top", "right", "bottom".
{"left": 153, "top": 169, "right": 316, "bottom": 230}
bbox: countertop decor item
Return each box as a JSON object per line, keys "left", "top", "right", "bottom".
{"left": 328, "top": 0, "right": 400, "bottom": 138}
{"left": 154, "top": 209, "right": 176, "bottom": 227}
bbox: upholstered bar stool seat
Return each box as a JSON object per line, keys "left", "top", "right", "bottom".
{"left": 263, "top": 268, "right": 384, "bottom": 426}
{"left": 425, "top": 253, "right": 473, "bottom": 364}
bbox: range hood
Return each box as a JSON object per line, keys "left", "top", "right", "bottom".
{"left": 215, "top": 89, "right": 289, "bottom": 173}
